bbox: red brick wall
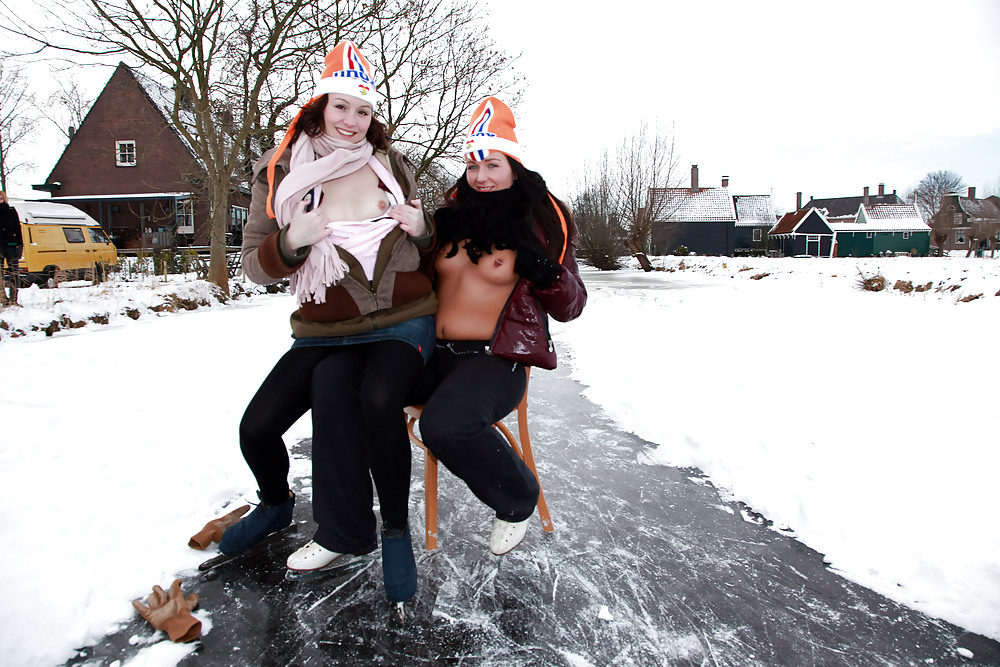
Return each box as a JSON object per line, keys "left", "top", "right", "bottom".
{"left": 43, "top": 63, "right": 224, "bottom": 246}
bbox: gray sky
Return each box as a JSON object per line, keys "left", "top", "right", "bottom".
{"left": 476, "top": 0, "right": 1000, "bottom": 210}
{"left": 5, "top": 0, "right": 999, "bottom": 213}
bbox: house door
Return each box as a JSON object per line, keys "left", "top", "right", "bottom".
{"left": 806, "top": 235, "right": 820, "bottom": 256}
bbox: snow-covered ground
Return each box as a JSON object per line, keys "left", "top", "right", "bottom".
{"left": 0, "top": 254, "right": 998, "bottom": 666}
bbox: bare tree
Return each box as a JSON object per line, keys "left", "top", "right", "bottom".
{"left": 3, "top": 0, "right": 338, "bottom": 291}
{"left": 571, "top": 151, "right": 627, "bottom": 270}
{"left": 612, "top": 122, "right": 681, "bottom": 271}
{"left": 367, "top": 0, "right": 523, "bottom": 178}
{"left": 4, "top": 0, "right": 521, "bottom": 290}
{"left": 569, "top": 123, "right": 682, "bottom": 271}
{"left": 911, "top": 170, "right": 965, "bottom": 256}
{"left": 0, "top": 61, "right": 37, "bottom": 192}
{"left": 225, "top": 0, "right": 522, "bottom": 197}
{"left": 913, "top": 170, "right": 965, "bottom": 221}
{"left": 39, "top": 75, "right": 93, "bottom": 141}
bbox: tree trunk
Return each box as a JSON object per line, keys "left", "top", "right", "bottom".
{"left": 207, "top": 181, "right": 230, "bottom": 294}
{"left": 625, "top": 238, "right": 653, "bottom": 272}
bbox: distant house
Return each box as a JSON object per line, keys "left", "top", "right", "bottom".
{"left": 796, "top": 184, "right": 904, "bottom": 220}
{"left": 769, "top": 203, "right": 930, "bottom": 257}
{"left": 830, "top": 204, "right": 930, "bottom": 256}
{"left": 733, "top": 195, "right": 777, "bottom": 255}
{"left": 32, "top": 62, "right": 249, "bottom": 249}
{"left": 933, "top": 188, "right": 1000, "bottom": 253}
{"left": 769, "top": 208, "right": 835, "bottom": 257}
{"left": 649, "top": 166, "right": 775, "bottom": 256}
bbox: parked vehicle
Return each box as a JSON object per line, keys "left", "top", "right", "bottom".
{"left": 10, "top": 199, "right": 118, "bottom": 285}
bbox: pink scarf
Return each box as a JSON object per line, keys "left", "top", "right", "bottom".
{"left": 273, "top": 133, "right": 402, "bottom": 304}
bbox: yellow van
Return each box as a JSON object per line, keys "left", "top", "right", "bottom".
{"left": 11, "top": 199, "right": 118, "bottom": 284}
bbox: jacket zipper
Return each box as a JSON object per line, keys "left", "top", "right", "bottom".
{"left": 487, "top": 279, "right": 521, "bottom": 355}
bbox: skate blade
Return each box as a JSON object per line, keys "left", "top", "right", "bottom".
{"left": 284, "top": 555, "right": 374, "bottom": 582}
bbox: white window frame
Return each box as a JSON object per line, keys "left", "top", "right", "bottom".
{"left": 230, "top": 205, "right": 248, "bottom": 230}
{"left": 753, "top": 228, "right": 762, "bottom": 242}
{"left": 903, "top": 232, "right": 911, "bottom": 239}
{"left": 177, "top": 199, "right": 194, "bottom": 234}
{"left": 116, "top": 140, "right": 137, "bottom": 167}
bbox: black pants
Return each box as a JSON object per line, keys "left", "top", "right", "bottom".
{"left": 409, "top": 342, "right": 539, "bottom": 522}
{"left": 239, "top": 340, "right": 423, "bottom": 554}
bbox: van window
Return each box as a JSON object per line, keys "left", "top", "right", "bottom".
{"left": 88, "top": 227, "right": 110, "bottom": 244}
{"left": 63, "top": 227, "right": 86, "bottom": 243}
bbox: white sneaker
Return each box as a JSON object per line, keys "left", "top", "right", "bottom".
{"left": 489, "top": 517, "right": 530, "bottom": 555}
{"left": 286, "top": 540, "right": 344, "bottom": 571}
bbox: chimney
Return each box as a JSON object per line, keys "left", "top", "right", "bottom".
{"left": 968, "top": 186, "right": 976, "bottom": 199}
{"left": 68, "top": 126, "right": 76, "bottom": 139}
{"left": 863, "top": 186, "right": 870, "bottom": 206}
{"left": 721, "top": 176, "right": 729, "bottom": 188}
{"left": 690, "top": 164, "right": 699, "bottom": 191}
{"left": 878, "top": 183, "right": 885, "bottom": 196}
{"left": 796, "top": 192, "right": 802, "bottom": 210}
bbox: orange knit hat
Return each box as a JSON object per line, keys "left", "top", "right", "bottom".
{"left": 463, "top": 97, "right": 522, "bottom": 163}
{"left": 265, "top": 40, "right": 380, "bottom": 218}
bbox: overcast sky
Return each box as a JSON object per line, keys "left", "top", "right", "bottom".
{"left": 477, "top": 0, "right": 1000, "bottom": 211}
{"left": 5, "top": 0, "right": 999, "bottom": 214}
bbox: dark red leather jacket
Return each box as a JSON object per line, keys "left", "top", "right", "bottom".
{"left": 488, "top": 222, "right": 587, "bottom": 369}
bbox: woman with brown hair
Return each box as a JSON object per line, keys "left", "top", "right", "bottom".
{"left": 410, "top": 97, "right": 587, "bottom": 555}
{"left": 220, "top": 41, "right": 434, "bottom": 605}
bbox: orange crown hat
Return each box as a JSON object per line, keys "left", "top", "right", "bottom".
{"left": 463, "top": 97, "right": 522, "bottom": 163}
{"left": 265, "top": 40, "right": 380, "bottom": 217}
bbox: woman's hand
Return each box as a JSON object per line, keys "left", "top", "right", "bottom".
{"left": 389, "top": 199, "right": 426, "bottom": 237}
{"left": 284, "top": 199, "right": 332, "bottom": 253}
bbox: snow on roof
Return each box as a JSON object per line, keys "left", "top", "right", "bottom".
{"left": 733, "top": 195, "right": 775, "bottom": 227}
{"left": 802, "top": 193, "right": 903, "bottom": 217}
{"left": 130, "top": 67, "right": 201, "bottom": 163}
{"left": 650, "top": 187, "right": 736, "bottom": 222}
{"left": 830, "top": 204, "right": 930, "bottom": 233}
{"left": 959, "top": 196, "right": 1000, "bottom": 220}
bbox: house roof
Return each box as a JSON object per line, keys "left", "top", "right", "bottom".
{"left": 830, "top": 204, "right": 930, "bottom": 233}
{"left": 733, "top": 195, "right": 775, "bottom": 227}
{"left": 650, "top": 187, "right": 736, "bottom": 222}
{"left": 769, "top": 208, "right": 809, "bottom": 235}
{"left": 801, "top": 193, "right": 904, "bottom": 217}
{"left": 955, "top": 195, "right": 1000, "bottom": 220}
{"left": 128, "top": 66, "right": 200, "bottom": 163}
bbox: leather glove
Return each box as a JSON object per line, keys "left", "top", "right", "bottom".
{"left": 188, "top": 504, "right": 250, "bottom": 550}
{"left": 132, "top": 579, "right": 201, "bottom": 643}
{"left": 514, "top": 237, "right": 561, "bottom": 289}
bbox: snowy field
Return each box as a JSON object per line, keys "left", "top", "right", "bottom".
{"left": 0, "top": 253, "right": 998, "bottom": 666}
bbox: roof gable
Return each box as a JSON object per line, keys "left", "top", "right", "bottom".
{"left": 41, "top": 63, "right": 201, "bottom": 197}
{"left": 802, "top": 193, "right": 904, "bottom": 217}
{"left": 770, "top": 207, "right": 831, "bottom": 235}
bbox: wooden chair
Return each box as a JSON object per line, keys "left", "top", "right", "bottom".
{"left": 403, "top": 367, "right": 553, "bottom": 550}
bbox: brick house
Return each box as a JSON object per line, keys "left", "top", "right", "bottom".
{"left": 32, "top": 62, "right": 249, "bottom": 249}
{"left": 932, "top": 188, "right": 1000, "bottom": 254}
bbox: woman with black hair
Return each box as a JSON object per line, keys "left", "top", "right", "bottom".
{"left": 410, "top": 97, "right": 587, "bottom": 555}
{"left": 221, "top": 41, "right": 434, "bottom": 605}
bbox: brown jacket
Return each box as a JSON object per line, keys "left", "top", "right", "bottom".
{"left": 242, "top": 146, "right": 436, "bottom": 338}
